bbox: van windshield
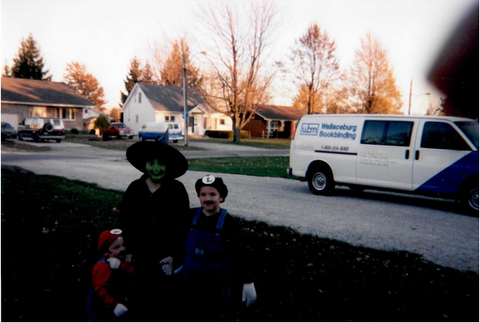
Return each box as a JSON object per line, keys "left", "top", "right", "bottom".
{"left": 455, "top": 121, "right": 479, "bottom": 149}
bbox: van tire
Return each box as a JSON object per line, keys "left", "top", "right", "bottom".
{"left": 307, "top": 165, "right": 334, "bottom": 195}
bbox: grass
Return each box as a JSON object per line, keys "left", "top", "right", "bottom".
{"left": 1, "top": 169, "right": 478, "bottom": 322}
{"left": 188, "top": 156, "right": 294, "bottom": 178}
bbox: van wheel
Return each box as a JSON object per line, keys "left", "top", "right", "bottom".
{"left": 307, "top": 166, "right": 334, "bottom": 195}
{"left": 462, "top": 184, "right": 479, "bottom": 215}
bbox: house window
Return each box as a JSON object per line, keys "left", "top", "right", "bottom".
{"left": 138, "top": 92, "right": 142, "bottom": 103}
{"left": 136, "top": 115, "right": 139, "bottom": 123}
{"left": 30, "top": 107, "right": 47, "bottom": 117}
{"left": 56, "top": 108, "right": 76, "bottom": 120}
{"left": 219, "top": 119, "right": 226, "bottom": 125}
{"left": 165, "top": 116, "right": 175, "bottom": 122}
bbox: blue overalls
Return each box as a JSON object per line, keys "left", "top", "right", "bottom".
{"left": 178, "top": 208, "right": 232, "bottom": 321}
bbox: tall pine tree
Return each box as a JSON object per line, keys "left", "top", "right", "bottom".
{"left": 120, "top": 57, "right": 142, "bottom": 107}
{"left": 11, "top": 33, "right": 52, "bottom": 81}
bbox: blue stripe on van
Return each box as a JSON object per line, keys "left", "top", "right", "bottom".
{"left": 415, "top": 151, "right": 479, "bottom": 195}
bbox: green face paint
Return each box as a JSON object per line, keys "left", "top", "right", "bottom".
{"left": 145, "top": 158, "right": 167, "bottom": 183}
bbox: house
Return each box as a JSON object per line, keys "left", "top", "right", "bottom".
{"left": 243, "top": 105, "right": 305, "bottom": 138}
{"left": 1, "top": 77, "right": 94, "bottom": 131}
{"left": 83, "top": 107, "right": 113, "bottom": 134}
{"left": 121, "top": 83, "right": 232, "bottom": 135}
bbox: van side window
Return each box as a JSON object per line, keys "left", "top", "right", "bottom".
{"left": 361, "top": 121, "right": 413, "bottom": 147}
{"left": 421, "top": 122, "right": 471, "bottom": 150}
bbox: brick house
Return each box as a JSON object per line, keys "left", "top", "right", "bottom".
{"left": 243, "top": 105, "right": 305, "bottom": 138}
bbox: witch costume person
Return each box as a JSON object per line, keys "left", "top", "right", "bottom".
{"left": 119, "top": 141, "right": 189, "bottom": 321}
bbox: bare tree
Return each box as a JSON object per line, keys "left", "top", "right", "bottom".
{"left": 290, "top": 24, "right": 341, "bottom": 115}
{"left": 349, "top": 32, "right": 403, "bottom": 114}
{"left": 197, "top": 1, "right": 278, "bottom": 143}
{"left": 64, "top": 61, "right": 107, "bottom": 109}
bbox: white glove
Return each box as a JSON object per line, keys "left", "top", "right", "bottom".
{"left": 107, "top": 257, "right": 121, "bottom": 270}
{"left": 242, "top": 283, "right": 257, "bottom": 307}
{"left": 159, "top": 256, "right": 173, "bottom": 276}
{"left": 113, "top": 303, "right": 128, "bottom": 317}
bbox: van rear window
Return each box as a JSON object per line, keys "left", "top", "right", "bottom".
{"left": 361, "top": 121, "right": 413, "bottom": 147}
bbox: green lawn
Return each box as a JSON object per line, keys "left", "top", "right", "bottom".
{"left": 1, "top": 169, "right": 478, "bottom": 322}
{"left": 188, "top": 156, "right": 294, "bottom": 178}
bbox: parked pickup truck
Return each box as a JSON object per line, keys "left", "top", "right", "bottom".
{"left": 102, "top": 122, "right": 135, "bottom": 140}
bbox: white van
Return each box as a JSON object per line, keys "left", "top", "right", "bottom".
{"left": 138, "top": 122, "right": 184, "bottom": 143}
{"left": 288, "top": 114, "right": 479, "bottom": 213}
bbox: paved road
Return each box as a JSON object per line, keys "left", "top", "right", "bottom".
{"left": 1, "top": 140, "right": 478, "bottom": 273}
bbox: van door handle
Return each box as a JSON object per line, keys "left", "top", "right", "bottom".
{"left": 415, "top": 150, "right": 420, "bottom": 160}
{"left": 405, "top": 150, "right": 410, "bottom": 159}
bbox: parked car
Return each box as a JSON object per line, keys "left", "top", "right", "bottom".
{"left": 102, "top": 122, "right": 135, "bottom": 140}
{"left": 1, "top": 122, "right": 18, "bottom": 141}
{"left": 138, "top": 122, "right": 170, "bottom": 144}
{"left": 18, "top": 117, "right": 65, "bottom": 143}
{"left": 165, "top": 122, "right": 184, "bottom": 143}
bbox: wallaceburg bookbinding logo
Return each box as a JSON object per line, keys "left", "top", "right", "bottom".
{"left": 300, "top": 123, "right": 319, "bottom": 136}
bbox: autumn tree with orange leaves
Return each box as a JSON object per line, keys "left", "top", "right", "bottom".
{"left": 64, "top": 61, "right": 107, "bottom": 109}
{"left": 349, "top": 32, "right": 403, "bottom": 114}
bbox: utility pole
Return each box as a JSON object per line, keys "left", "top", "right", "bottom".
{"left": 408, "top": 78, "right": 413, "bottom": 115}
{"left": 182, "top": 37, "right": 189, "bottom": 146}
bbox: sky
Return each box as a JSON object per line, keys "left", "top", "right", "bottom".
{"left": 1, "top": 0, "right": 477, "bottom": 115}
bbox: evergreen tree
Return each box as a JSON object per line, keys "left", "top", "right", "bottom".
{"left": 141, "top": 61, "right": 156, "bottom": 84}
{"left": 11, "top": 33, "right": 52, "bottom": 80}
{"left": 120, "top": 57, "right": 142, "bottom": 107}
{"left": 160, "top": 39, "right": 203, "bottom": 88}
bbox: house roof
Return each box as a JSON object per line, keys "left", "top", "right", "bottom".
{"left": 138, "top": 83, "right": 207, "bottom": 112}
{"left": 254, "top": 105, "right": 304, "bottom": 121}
{"left": 1, "top": 77, "right": 94, "bottom": 107}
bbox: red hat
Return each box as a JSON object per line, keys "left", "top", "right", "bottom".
{"left": 98, "top": 229, "right": 123, "bottom": 252}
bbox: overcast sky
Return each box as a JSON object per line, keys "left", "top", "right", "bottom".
{"left": 1, "top": 0, "right": 477, "bottom": 114}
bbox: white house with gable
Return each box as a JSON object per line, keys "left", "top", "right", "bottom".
{"left": 121, "top": 83, "right": 232, "bottom": 136}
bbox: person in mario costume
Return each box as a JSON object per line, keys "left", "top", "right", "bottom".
{"left": 177, "top": 175, "right": 257, "bottom": 321}
{"left": 87, "top": 229, "right": 134, "bottom": 321}
{"left": 119, "top": 141, "right": 190, "bottom": 321}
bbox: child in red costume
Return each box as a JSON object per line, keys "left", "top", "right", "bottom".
{"left": 87, "top": 229, "right": 134, "bottom": 321}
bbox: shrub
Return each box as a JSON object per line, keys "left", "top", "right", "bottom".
{"left": 204, "top": 130, "right": 249, "bottom": 139}
{"left": 70, "top": 128, "right": 79, "bottom": 135}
